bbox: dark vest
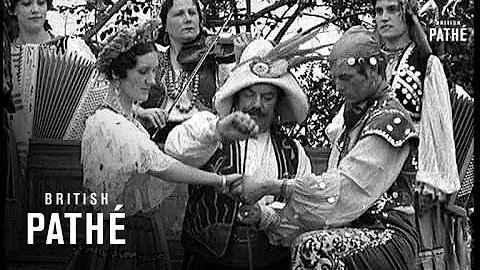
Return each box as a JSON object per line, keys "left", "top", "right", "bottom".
{"left": 390, "top": 43, "right": 431, "bottom": 121}
{"left": 181, "top": 131, "right": 299, "bottom": 258}
{"left": 337, "top": 95, "right": 419, "bottom": 228}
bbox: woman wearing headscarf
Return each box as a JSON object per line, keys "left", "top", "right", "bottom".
{"left": 63, "top": 19, "right": 242, "bottom": 270}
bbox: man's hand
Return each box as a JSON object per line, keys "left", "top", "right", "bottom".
{"left": 135, "top": 106, "right": 168, "bottom": 129}
{"left": 216, "top": 111, "right": 259, "bottom": 141}
{"left": 230, "top": 176, "right": 278, "bottom": 205}
{"left": 237, "top": 203, "right": 262, "bottom": 226}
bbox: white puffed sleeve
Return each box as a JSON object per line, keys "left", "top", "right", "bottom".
{"left": 416, "top": 55, "right": 459, "bottom": 194}
{"left": 164, "top": 111, "right": 221, "bottom": 167}
{"left": 82, "top": 109, "right": 176, "bottom": 216}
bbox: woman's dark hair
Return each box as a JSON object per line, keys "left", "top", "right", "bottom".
{"left": 107, "top": 42, "right": 157, "bottom": 80}
{"left": 157, "top": 0, "right": 204, "bottom": 46}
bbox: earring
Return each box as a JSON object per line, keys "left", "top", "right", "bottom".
{"left": 163, "top": 33, "right": 169, "bottom": 45}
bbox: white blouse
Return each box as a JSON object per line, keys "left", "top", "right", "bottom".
{"left": 82, "top": 108, "right": 177, "bottom": 216}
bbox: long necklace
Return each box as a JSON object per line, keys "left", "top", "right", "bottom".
{"left": 163, "top": 51, "right": 200, "bottom": 113}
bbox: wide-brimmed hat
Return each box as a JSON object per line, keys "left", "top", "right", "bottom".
{"left": 214, "top": 39, "right": 309, "bottom": 124}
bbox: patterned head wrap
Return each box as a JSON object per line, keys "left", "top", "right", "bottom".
{"left": 330, "top": 26, "right": 382, "bottom": 69}
{"left": 96, "top": 19, "right": 161, "bottom": 76}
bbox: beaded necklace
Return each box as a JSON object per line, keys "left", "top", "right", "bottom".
{"left": 163, "top": 51, "right": 200, "bottom": 113}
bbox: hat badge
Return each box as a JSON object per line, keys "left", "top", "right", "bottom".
{"left": 250, "top": 60, "right": 270, "bottom": 77}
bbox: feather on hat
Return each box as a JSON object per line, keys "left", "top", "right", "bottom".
{"left": 215, "top": 28, "right": 326, "bottom": 124}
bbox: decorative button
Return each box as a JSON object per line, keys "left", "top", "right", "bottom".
{"left": 406, "top": 76, "right": 412, "bottom": 83}
{"left": 392, "top": 192, "right": 399, "bottom": 198}
{"left": 347, "top": 57, "right": 356, "bottom": 66}
{"left": 409, "top": 65, "right": 415, "bottom": 71}
{"left": 402, "top": 99, "right": 407, "bottom": 105}
{"left": 404, "top": 128, "right": 411, "bottom": 135}
{"left": 414, "top": 71, "right": 421, "bottom": 77}
{"left": 318, "top": 182, "right": 326, "bottom": 189}
{"left": 416, "top": 105, "right": 420, "bottom": 111}
{"left": 418, "top": 90, "right": 422, "bottom": 95}
{"left": 412, "top": 83, "right": 418, "bottom": 89}
{"left": 386, "top": 124, "right": 394, "bottom": 132}
{"left": 401, "top": 88, "right": 407, "bottom": 94}
{"left": 412, "top": 100, "right": 416, "bottom": 105}
{"left": 406, "top": 93, "right": 412, "bottom": 100}
{"left": 393, "top": 117, "right": 402, "bottom": 124}
{"left": 327, "top": 197, "right": 336, "bottom": 204}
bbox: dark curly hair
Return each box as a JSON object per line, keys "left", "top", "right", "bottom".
{"left": 106, "top": 42, "right": 157, "bottom": 80}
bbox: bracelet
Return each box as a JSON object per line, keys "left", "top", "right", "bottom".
{"left": 220, "top": 175, "right": 228, "bottom": 193}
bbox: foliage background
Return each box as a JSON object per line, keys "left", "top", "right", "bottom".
{"left": 54, "top": 0, "right": 474, "bottom": 147}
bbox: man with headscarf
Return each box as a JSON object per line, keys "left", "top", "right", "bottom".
{"left": 231, "top": 26, "right": 421, "bottom": 270}
{"left": 164, "top": 38, "right": 312, "bottom": 269}
{"left": 325, "top": 1, "right": 460, "bottom": 269}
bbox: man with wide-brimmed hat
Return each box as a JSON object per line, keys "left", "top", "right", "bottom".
{"left": 164, "top": 38, "right": 312, "bottom": 269}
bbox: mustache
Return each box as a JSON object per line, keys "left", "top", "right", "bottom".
{"left": 242, "top": 107, "right": 267, "bottom": 118}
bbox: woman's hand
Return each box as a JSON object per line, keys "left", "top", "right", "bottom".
{"left": 135, "top": 106, "right": 168, "bottom": 129}
{"left": 214, "top": 173, "right": 244, "bottom": 195}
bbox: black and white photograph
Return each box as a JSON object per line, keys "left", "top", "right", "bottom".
{"left": 2, "top": 0, "right": 475, "bottom": 269}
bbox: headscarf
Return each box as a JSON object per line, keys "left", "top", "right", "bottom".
{"left": 329, "top": 26, "right": 391, "bottom": 129}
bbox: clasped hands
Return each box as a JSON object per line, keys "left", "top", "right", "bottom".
{"left": 218, "top": 174, "right": 278, "bottom": 226}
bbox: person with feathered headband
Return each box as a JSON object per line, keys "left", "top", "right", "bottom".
{"left": 325, "top": 2, "right": 460, "bottom": 268}
{"left": 63, "top": 20, "right": 242, "bottom": 270}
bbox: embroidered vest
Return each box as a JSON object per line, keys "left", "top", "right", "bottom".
{"left": 390, "top": 43, "right": 431, "bottom": 121}
{"left": 337, "top": 95, "right": 419, "bottom": 227}
{"left": 181, "top": 131, "right": 299, "bottom": 258}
